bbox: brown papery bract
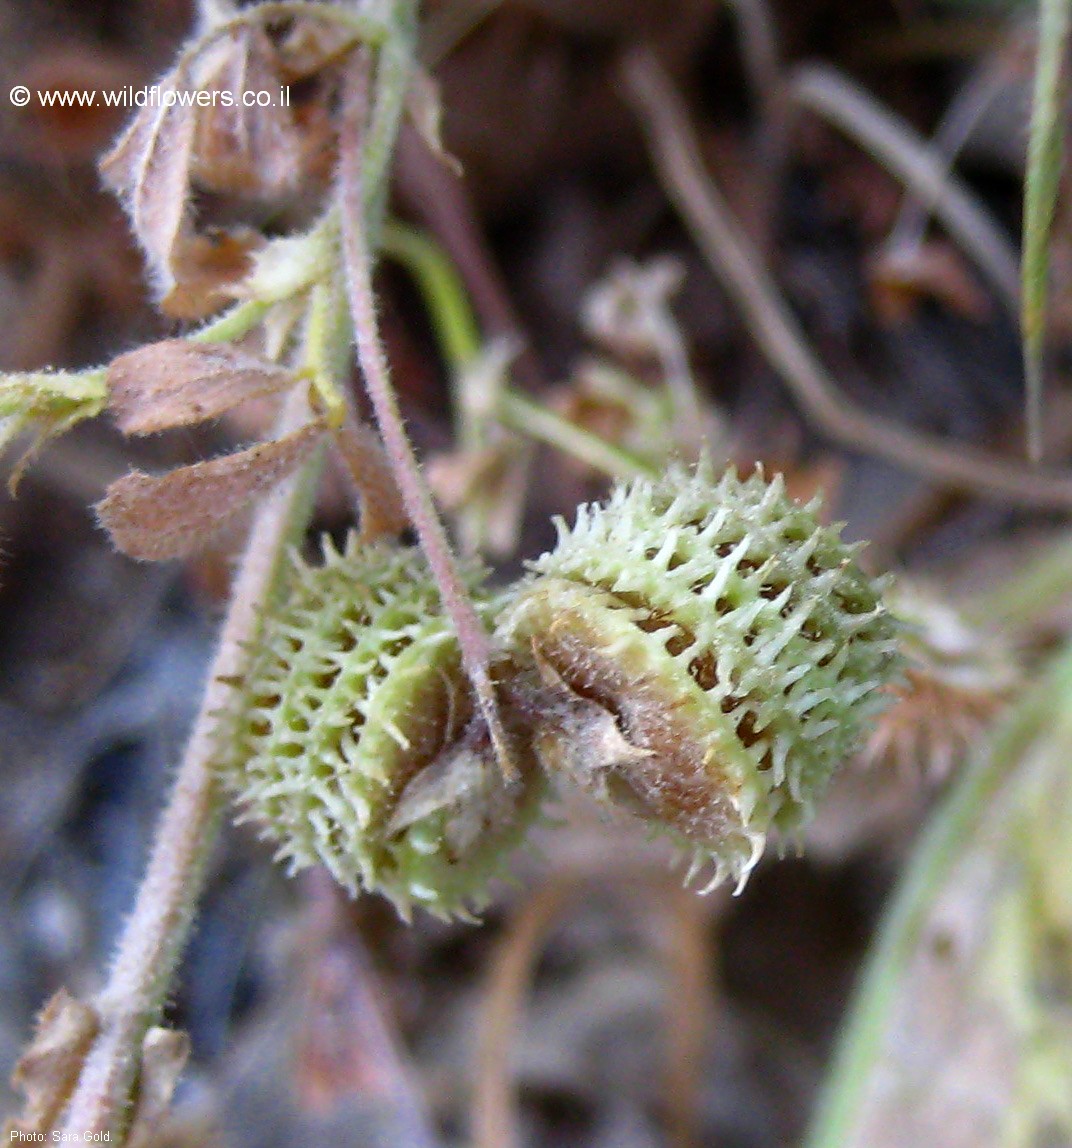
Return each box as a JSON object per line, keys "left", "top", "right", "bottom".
{"left": 99, "top": 67, "right": 198, "bottom": 308}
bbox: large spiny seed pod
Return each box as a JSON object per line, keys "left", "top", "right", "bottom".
{"left": 494, "top": 461, "right": 902, "bottom": 892}
{"left": 215, "top": 536, "right": 544, "bottom": 920}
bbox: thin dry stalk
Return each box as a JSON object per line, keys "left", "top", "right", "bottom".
{"left": 293, "top": 873, "right": 442, "bottom": 1148}
{"left": 727, "top": 0, "right": 789, "bottom": 258}
{"left": 473, "top": 872, "right": 716, "bottom": 1148}
{"left": 622, "top": 49, "right": 1072, "bottom": 509}
{"left": 789, "top": 62, "right": 1020, "bottom": 313}
{"left": 60, "top": 385, "right": 318, "bottom": 1137}
{"left": 886, "top": 29, "right": 1029, "bottom": 257}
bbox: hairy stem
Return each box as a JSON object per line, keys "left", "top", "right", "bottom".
{"left": 61, "top": 386, "right": 320, "bottom": 1137}
{"left": 337, "top": 44, "right": 515, "bottom": 776}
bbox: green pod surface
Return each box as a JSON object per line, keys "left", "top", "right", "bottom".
{"left": 495, "top": 461, "right": 902, "bottom": 891}
{"left": 215, "top": 536, "right": 544, "bottom": 919}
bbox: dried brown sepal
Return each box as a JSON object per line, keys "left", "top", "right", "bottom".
{"left": 864, "top": 668, "right": 1012, "bottom": 781}
{"left": 2, "top": 989, "right": 99, "bottom": 1138}
{"left": 330, "top": 413, "right": 409, "bottom": 541}
{"left": 100, "top": 68, "right": 198, "bottom": 306}
{"left": 99, "top": 28, "right": 291, "bottom": 318}
{"left": 123, "top": 1028, "right": 191, "bottom": 1148}
{"left": 161, "top": 229, "right": 262, "bottom": 320}
{"left": 107, "top": 339, "right": 297, "bottom": 436}
{"left": 858, "top": 583, "right": 1022, "bottom": 779}
{"left": 191, "top": 28, "right": 303, "bottom": 200}
{"left": 273, "top": 15, "right": 365, "bottom": 82}
{"left": 525, "top": 645, "right": 656, "bottom": 793}
{"left": 97, "top": 421, "right": 324, "bottom": 560}
{"left": 405, "top": 68, "right": 461, "bottom": 175}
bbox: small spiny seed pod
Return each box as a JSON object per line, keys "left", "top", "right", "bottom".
{"left": 215, "top": 536, "right": 544, "bottom": 920}
{"left": 859, "top": 580, "right": 1021, "bottom": 779}
{"left": 494, "top": 461, "right": 902, "bottom": 891}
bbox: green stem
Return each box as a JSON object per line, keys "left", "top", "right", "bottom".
{"left": 361, "top": 0, "right": 419, "bottom": 236}
{"left": 190, "top": 299, "right": 271, "bottom": 344}
{"left": 381, "top": 221, "right": 481, "bottom": 372}
{"left": 1021, "top": 0, "right": 1071, "bottom": 462}
{"left": 499, "top": 392, "right": 654, "bottom": 481}
{"left": 380, "top": 221, "right": 658, "bottom": 480}
{"left": 804, "top": 639, "right": 1072, "bottom": 1148}
{"left": 380, "top": 219, "right": 489, "bottom": 453}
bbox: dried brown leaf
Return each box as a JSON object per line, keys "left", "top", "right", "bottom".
{"left": 3, "top": 989, "right": 99, "bottom": 1137}
{"left": 100, "top": 67, "right": 197, "bottom": 303}
{"left": 275, "top": 17, "right": 363, "bottom": 81}
{"left": 108, "top": 339, "right": 296, "bottom": 435}
{"left": 97, "top": 421, "right": 324, "bottom": 560}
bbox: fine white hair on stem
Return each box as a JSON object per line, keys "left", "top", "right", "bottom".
{"left": 336, "top": 54, "right": 515, "bottom": 777}
{"left": 61, "top": 385, "right": 318, "bottom": 1137}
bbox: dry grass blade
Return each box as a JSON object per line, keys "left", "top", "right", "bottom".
{"left": 1022, "top": 0, "right": 1071, "bottom": 462}
{"left": 886, "top": 27, "right": 1029, "bottom": 257}
{"left": 473, "top": 873, "right": 715, "bottom": 1148}
{"left": 622, "top": 49, "right": 1072, "bottom": 509}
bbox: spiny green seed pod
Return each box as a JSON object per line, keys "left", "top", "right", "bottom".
{"left": 494, "top": 461, "right": 901, "bottom": 892}
{"left": 215, "top": 536, "right": 544, "bottom": 919}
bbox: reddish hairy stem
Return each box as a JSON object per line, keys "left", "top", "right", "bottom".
{"left": 336, "top": 57, "right": 515, "bottom": 775}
